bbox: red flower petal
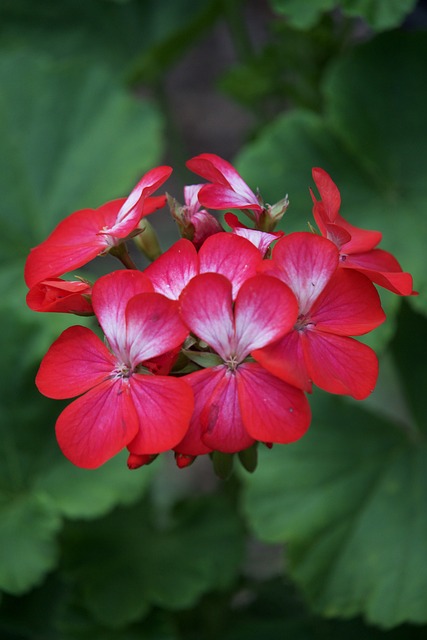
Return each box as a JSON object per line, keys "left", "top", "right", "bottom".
{"left": 312, "top": 168, "right": 341, "bottom": 222}
{"left": 126, "top": 374, "right": 193, "bottom": 454}
{"left": 92, "top": 270, "right": 153, "bottom": 356}
{"left": 144, "top": 239, "right": 198, "bottom": 299}
{"left": 234, "top": 275, "right": 298, "bottom": 359}
{"left": 200, "top": 367, "right": 255, "bottom": 453}
{"left": 252, "top": 330, "right": 312, "bottom": 392}
{"left": 125, "top": 293, "right": 189, "bottom": 365}
{"left": 186, "top": 153, "right": 261, "bottom": 211}
{"left": 55, "top": 378, "right": 139, "bottom": 468}
{"left": 271, "top": 233, "right": 339, "bottom": 314}
{"left": 343, "top": 249, "right": 414, "bottom": 296}
{"left": 179, "top": 273, "right": 234, "bottom": 361}
{"left": 310, "top": 269, "right": 386, "bottom": 335}
{"left": 36, "top": 326, "right": 115, "bottom": 399}
{"left": 198, "top": 184, "right": 260, "bottom": 211}
{"left": 174, "top": 367, "right": 221, "bottom": 456}
{"left": 303, "top": 331, "right": 379, "bottom": 399}
{"left": 237, "top": 362, "right": 311, "bottom": 443}
{"left": 199, "top": 233, "right": 263, "bottom": 298}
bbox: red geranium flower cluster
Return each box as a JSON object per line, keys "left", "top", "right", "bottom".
{"left": 25, "top": 154, "right": 415, "bottom": 472}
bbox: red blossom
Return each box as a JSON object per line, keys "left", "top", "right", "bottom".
{"left": 24, "top": 167, "right": 172, "bottom": 288}
{"left": 36, "top": 270, "right": 193, "bottom": 468}
{"left": 311, "top": 168, "right": 415, "bottom": 296}
{"left": 254, "top": 233, "right": 386, "bottom": 399}
{"left": 174, "top": 272, "right": 311, "bottom": 455}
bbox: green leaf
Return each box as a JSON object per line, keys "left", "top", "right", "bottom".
{"left": 242, "top": 381, "right": 427, "bottom": 627}
{"left": 237, "top": 32, "right": 427, "bottom": 321}
{"left": 269, "top": 0, "right": 417, "bottom": 30}
{"left": 62, "top": 494, "right": 244, "bottom": 627}
{"left": 0, "top": 494, "right": 61, "bottom": 595}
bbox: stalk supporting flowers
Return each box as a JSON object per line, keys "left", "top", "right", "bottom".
{"left": 25, "top": 154, "right": 415, "bottom": 473}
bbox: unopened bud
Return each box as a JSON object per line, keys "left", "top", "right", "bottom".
{"left": 133, "top": 218, "right": 162, "bottom": 262}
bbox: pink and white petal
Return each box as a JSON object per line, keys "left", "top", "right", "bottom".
{"left": 104, "top": 166, "right": 172, "bottom": 237}
{"left": 125, "top": 293, "right": 188, "bottom": 366}
{"left": 234, "top": 275, "right": 298, "bottom": 359}
{"left": 174, "top": 367, "right": 223, "bottom": 456}
{"left": 191, "top": 210, "right": 223, "bottom": 249}
{"left": 179, "top": 273, "right": 234, "bottom": 360}
{"left": 252, "top": 330, "right": 312, "bottom": 392}
{"left": 271, "top": 233, "right": 339, "bottom": 315}
{"left": 231, "top": 227, "right": 278, "bottom": 256}
{"left": 144, "top": 239, "right": 198, "bottom": 299}
{"left": 324, "top": 223, "right": 351, "bottom": 249}
{"left": 92, "top": 270, "right": 153, "bottom": 356}
{"left": 310, "top": 269, "right": 386, "bottom": 335}
{"left": 237, "top": 363, "right": 311, "bottom": 444}
{"left": 199, "top": 233, "right": 263, "bottom": 298}
{"left": 198, "top": 184, "right": 261, "bottom": 211}
{"left": 200, "top": 368, "right": 255, "bottom": 453}
{"left": 312, "top": 168, "right": 341, "bottom": 221}
{"left": 303, "top": 331, "right": 379, "bottom": 399}
{"left": 186, "top": 153, "right": 260, "bottom": 207}
{"left": 55, "top": 378, "right": 139, "bottom": 468}
{"left": 184, "top": 184, "right": 204, "bottom": 214}
{"left": 36, "top": 326, "right": 116, "bottom": 399}
{"left": 126, "top": 374, "right": 194, "bottom": 454}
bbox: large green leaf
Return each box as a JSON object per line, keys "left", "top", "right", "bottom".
{"left": 269, "top": 0, "right": 417, "bottom": 30}
{"left": 237, "top": 32, "right": 427, "bottom": 320}
{"left": 242, "top": 308, "right": 427, "bottom": 628}
{"left": 62, "top": 494, "right": 244, "bottom": 627}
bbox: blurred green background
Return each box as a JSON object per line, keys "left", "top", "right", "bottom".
{"left": 1, "top": 1, "right": 427, "bottom": 638}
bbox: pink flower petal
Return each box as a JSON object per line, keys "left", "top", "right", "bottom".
{"left": 198, "top": 184, "right": 261, "bottom": 211}
{"left": 102, "top": 166, "right": 172, "bottom": 237}
{"left": 237, "top": 363, "right": 311, "bottom": 443}
{"left": 200, "top": 366, "right": 255, "bottom": 453}
{"left": 186, "top": 153, "right": 261, "bottom": 211}
{"left": 55, "top": 378, "right": 139, "bottom": 468}
{"left": 310, "top": 269, "right": 386, "bottom": 335}
{"left": 126, "top": 374, "right": 194, "bottom": 454}
{"left": 125, "top": 293, "right": 189, "bottom": 365}
{"left": 271, "top": 233, "right": 339, "bottom": 315}
{"left": 303, "top": 331, "right": 379, "bottom": 399}
{"left": 92, "top": 270, "right": 153, "bottom": 357}
{"left": 199, "top": 233, "right": 263, "bottom": 298}
{"left": 144, "top": 239, "right": 198, "bottom": 299}
{"left": 234, "top": 275, "right": 298, "bottom": 360}
{"left": 36, "top": 326, "right": 116, "bottom": 399}
{"left": 179, "top": 273, "right": 234, "bottom": 361}
{"left": 184, "top": 184, "right": 203, "bottom": 214}
{"left": 252, "top": 330, "right": 312, "bottom": 392}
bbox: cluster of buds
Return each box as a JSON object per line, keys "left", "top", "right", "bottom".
{"left": 25, "top": 154, "right": 415, "bottom": 474}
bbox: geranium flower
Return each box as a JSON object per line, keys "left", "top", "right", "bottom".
{"left": 168, "top": 184, "right": 223, "bottom": 248}
{"left": 186, "top": 153, "right": 263, "bottom": 215}
{"left": 254, "top": 233, "right": 386, "bottom": 400}
{"left": 311, "top": 168, "right": 414, "bottom": 295}
{"left": 174, "top": 272, "right": 311, "bottom": 455}
{"left": 24, "top": 166, "right": 172, "bottom": 288}
{"left": 36, "top": 270, "right": 193, "bottom": 468}
{"left": 144, "top": 232, "right": 265, "bottom": 300}
{"left": 26, "top": 278, "right": 93, "bottom": 314}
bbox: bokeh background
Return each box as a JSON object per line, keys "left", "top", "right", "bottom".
{"left": 1, "top": 1, "right": 427, "bottom": 638}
